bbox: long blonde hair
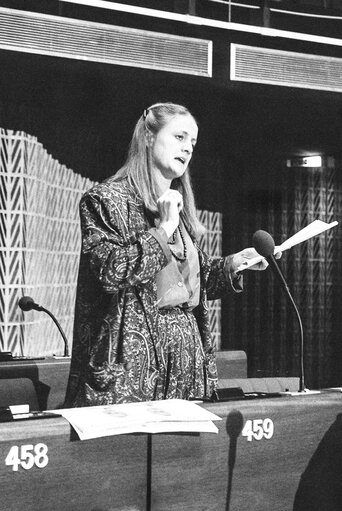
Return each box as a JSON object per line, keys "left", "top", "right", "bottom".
{"left": 114, "top": 102, "right": 205, "bottom": 239}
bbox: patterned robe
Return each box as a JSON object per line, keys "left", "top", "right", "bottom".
{"left": 64, "top": 176, "right": 243, "bottom": 406}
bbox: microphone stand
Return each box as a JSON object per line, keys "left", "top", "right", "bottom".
{"left": 39, "top": 306, "right": 70, "bottom": 358}
{"left": 18, "top": 297, "right": 70, "bottom": 358}
{"left": 279, "top": 281, "right": 305, "bottom": 393}
{"left": 266, "top": 256, "right": 319, "bottom": 395}
{"left": 253, "top": 230, "right": 320, "bottom": 395}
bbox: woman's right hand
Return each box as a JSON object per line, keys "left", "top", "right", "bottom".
{"left": 157, "top": 189, "right": 183, "bottom": 238}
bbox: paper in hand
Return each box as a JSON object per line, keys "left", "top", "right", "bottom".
{"left": 237, "top": 219, "right": 339, "bottom": 272}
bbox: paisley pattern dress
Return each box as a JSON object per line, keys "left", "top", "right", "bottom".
{"left": 64, "top": 176, "right": 243, "bottom": 407}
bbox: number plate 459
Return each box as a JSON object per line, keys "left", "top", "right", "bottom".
{"left": 242, "top": 418, "right": 274, "bottom": 442}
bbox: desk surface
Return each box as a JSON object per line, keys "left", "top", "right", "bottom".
{"left": 0, "top": 358, "right": 70, "bottom": 410}
{"left": 0, "top": 392, "right": 341, "bottom": 511}
{"left": 152, "top": 392, "right": 342, "bottom": 511}
{"left": 0, "top": 415, "right": 147, "bottom": 511}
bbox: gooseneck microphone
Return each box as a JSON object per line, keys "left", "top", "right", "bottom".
{"left": 253, "top": 230, "right": 289, "bottom": 291}
{"left": 253, "top": 230, "right": 305, "bottom": 393}
{"left": 18, "top": 296, "right": 70, "bottom": 357}
{"left": 18, "top": 296, "right": 43, "bottom": 312}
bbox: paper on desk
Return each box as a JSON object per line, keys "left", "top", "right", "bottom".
{"left": 237, "top": 219, "right": 338, "bottom": 272}
{"left": 50, "top": 399, "right": 222, "bottom": 440}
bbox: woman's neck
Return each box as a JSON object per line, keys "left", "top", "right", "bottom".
{"left": 153, "top": 168, "right": 172, "bottom": 196}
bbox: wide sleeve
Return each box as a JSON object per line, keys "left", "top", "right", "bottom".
{"left": 80, "top": 187, "right": 172, "bottom": 292}
{"left": 199, "top": 249, "right": 243, "bottom": 301}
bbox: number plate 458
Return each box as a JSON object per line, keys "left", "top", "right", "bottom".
{"left": 5, "top": 444, "right": 48, "bottom": 471}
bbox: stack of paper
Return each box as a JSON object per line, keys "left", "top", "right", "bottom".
{"left": 237, "top": 219, "right": 338, "bottom": 271}
{"left": 50, "top": 399, "right": 222, "bottom": 440}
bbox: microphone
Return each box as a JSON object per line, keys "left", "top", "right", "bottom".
{"left": 18, "top": 296, "right": 70, "bottom": 357}
{"left": 18, "top": 296, "right": 43, "bottom": 312}
{"left": 253, "top": 230, "right": 305, "bottom": 393}
{"left": 252, "top": 230, "right": 289, "bottom": 291}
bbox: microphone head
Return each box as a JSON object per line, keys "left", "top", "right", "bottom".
{"left": 253, "top": 230, "right": 275, "bottom": 258}
{"left": 18, "top": 296, "right": 36, "bottom": 311}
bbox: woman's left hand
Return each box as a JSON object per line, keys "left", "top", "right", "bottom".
{"left": 231, "top": 248, "right": 282, "bottom": 272}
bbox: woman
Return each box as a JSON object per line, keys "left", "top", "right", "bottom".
{"left": 64, "top": 102, "right": 266, "bottom": 407}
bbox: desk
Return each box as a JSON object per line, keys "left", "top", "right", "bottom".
{"left": 0, "top": 351, "right": 247, "bottom": 411}
{"left": 0, "top": 416, "right": 147, "bottom": 511}
{"left": 151, "top": 392, "right": 342, "bottom": 511}
{"left": 0, "top": 358, "right": 70, "bottom": 409}
{"left": 0, "top": 392, "right": 341, "bottom": 511}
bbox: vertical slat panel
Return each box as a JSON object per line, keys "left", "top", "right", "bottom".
{"left": 0, "top": 130, "right": 94, "bottom": 356}
{"left": 223, "top": 159, "right": 342, "bottom": 388}
{"left": 0, "top": 129, "right": 222, "bottom": 357}
{"left": 198, "top": 209, "right": 222, "bottom": 350}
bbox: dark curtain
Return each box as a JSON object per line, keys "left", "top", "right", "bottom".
{"left": 222, "top": 158, "right": 342, "bottom": 389}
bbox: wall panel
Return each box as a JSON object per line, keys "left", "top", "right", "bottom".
{"left": 223, "top": 158, "right": 342, "bottom": 388}
{"left": 0, "top": 130, "right": 223, "bottom": 356}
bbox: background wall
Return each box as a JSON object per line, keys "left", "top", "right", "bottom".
{"left": 222, "top": 158, "right": 342, "bottom": 389}
{"left": 0, "top": 131, "right": 223, "bottom": 358}
{"left": 0, "top": 4, "right": 341, "bottom": 388}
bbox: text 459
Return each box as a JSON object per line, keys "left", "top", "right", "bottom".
{"left": 242, "top": 418, "right": 274, "bottom": 442}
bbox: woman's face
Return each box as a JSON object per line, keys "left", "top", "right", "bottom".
{"left": 151, "top": 113, "right": 198, "bottom": 184}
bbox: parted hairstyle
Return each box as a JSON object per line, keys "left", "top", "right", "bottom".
{"left": 114, "top": 102, "right": 205, "bottom": 239}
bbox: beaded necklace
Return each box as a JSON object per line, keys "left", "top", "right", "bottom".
{"left": 168, "top": 225, "right": 187, "bottom": 262}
